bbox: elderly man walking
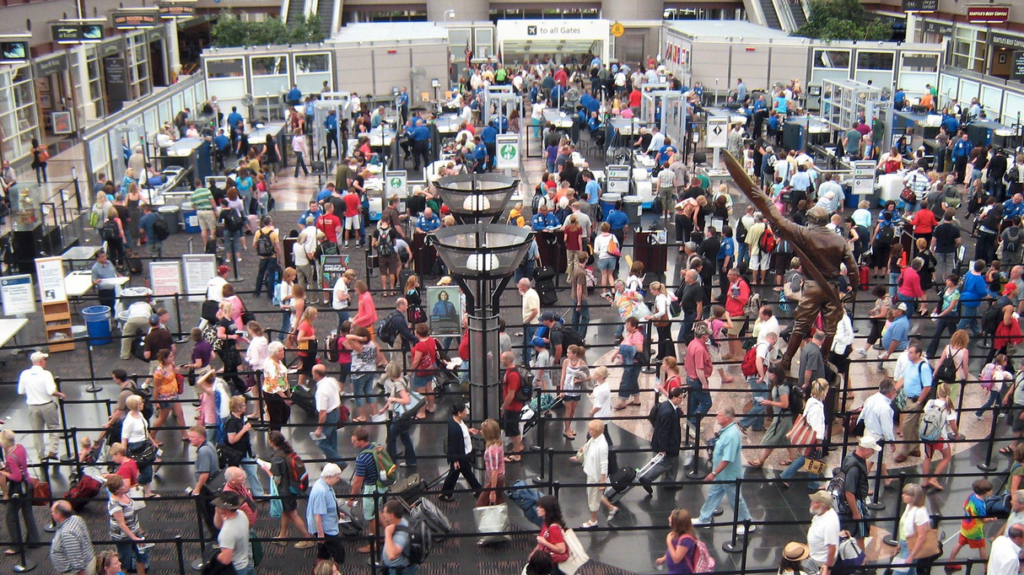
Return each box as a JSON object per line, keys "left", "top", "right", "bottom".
{"left": 695, "top": 406, "right": 754, "bottom": 532}
{"left": 308, "top": 463, "right": 346, "bottom": 564}
{"left": 18, "top": 351, "right": 65, "bottom": 461}
{"left": 49, "top": 501, "right": 94, "bottom": 575}
{"left": 518, "top": 278, "right": 540, "bottom": 364}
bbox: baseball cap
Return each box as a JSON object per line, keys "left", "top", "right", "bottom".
{"left": 540, "top": 311, "right": 558, "bottom": 322}
{"left": 858, "top": 436, "right": 883, "bottom": 452}
{"left": 218, "top": 265, "right": 230, "bottom": 275}
{"left": 211, "top": 492, "right": 243, "bottom": 510}
{"left": 531, "top": 337, "right": 547, "bottom": 348}
{"left": 895, "top": 302, "right": 908, "bottom": 312}
{"left": 30, "top": 351, "right": 48, "bottom": 363}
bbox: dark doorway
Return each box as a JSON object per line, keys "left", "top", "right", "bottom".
{"left": 150, "top": 40, "right": 167, "bottom": 87}
{"left": 616, "top": 32, "right": 645, "bottom": 66}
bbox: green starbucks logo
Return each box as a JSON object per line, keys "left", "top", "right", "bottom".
{"left": 499, "top": 144, "right": 517, "bottom": 160}
{"left": 389, "top": 177, "right": 402, "bottom": 189}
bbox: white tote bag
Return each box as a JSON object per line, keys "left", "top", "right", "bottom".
{"left": 473, "top": 504, "right": 510, "bottom": 545}
{"left": 560, "top": 528, "right": 590, "bottom": 575}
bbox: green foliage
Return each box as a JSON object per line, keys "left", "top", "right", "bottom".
{"left": 211, "top": 9, "right": 325, "bottom": 48}
{"left": 792, "top": 0, "right": 891, "bottom": 41}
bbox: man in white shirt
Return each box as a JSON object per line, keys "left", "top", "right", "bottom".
{"left": 294, "top": 223, "right": 317, "bottom": 291}
{"left": 807, "top": 490, "right": 840, "bottom": 575}
{"left": 570, "top": 202, "right": 592, "bottom": 237}
{"left": 647, "top": 127, "right": 666, "bottom": 155}
{"left": 311, "top": 364, "right": 344, "bottom": 467}
{"left": 333, "top": 269, "right": 355, "bottom": 332}
{"left": 999, "top": 491, "right": 1024, "bottom": 537}
{"left": 988, "top": 524, "right": 1024, "bottom": 575}
{"left": 518, "top": 278, "right": 541, "bottom": 364}
{"left": 572, "top": 420, "right": 617, "bottom": 528}
{"left": 206, "top": 265, "right": 230, "bottom": 302}
{"left": 17, "top": 352, "right": 66, "bottom": 460}
{"left": 857, "top": 378, "right": 897, "bottom": 477}
{"left": 120, "top": 300, "right": 155, "bottom": 360}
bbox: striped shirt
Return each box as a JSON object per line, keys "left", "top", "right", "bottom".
{"left": 190, "top": 187, "right": 214, "bottom": 211}
{"left": 50, "top": 516, "right": 94, "bottom": 574}
{"left": 484, "top": 443, "right": 505, "bottom": 477}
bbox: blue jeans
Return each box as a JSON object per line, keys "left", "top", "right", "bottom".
{"left": 387, "top": 565, "right": 418, "bottom": 575}
{"left": 279, "top": 311, "right": 291, "bottom": 342}
{"left": 893, "top": 541, "right": 917, "bottom": 575}
{"left": 779, "top": 454, "right": 822, "bottom": 490}
{"left": 317, "top": 409, "right": 342, "bottom": 463}
{"left": 255, "top": 257, "right": 279, "bottom": 299}
{"left": 619, "top": 363, "right": 641, "bottom": 398}
{"left": 737, "top": 242, "right": 749, "bottom": 267}
{"left": 571, "top": 299, "right": 590, "bottom": 339}
{"left": 976, "top": 388, "right": 1002, "bottom": 417}
{"left": 116, "top": 540, "right": 150, "bottom": 573}
{"left": 224, "top": 229, "right": 243, "bottom": 259}
{"left": 336, "top": 310, "right": 350, "bottom": 332}
{"left": 698, "top": 481, "right": 751, "bottom": 523}
{"left": 888, "top": 272, "right": 900, "bottom": 298}
{"left": 387, "top": 417, "right": 417, "bottom": 465}
{"left": 522, "top": 324, "right": 537, "bottom": 364}
{"left": 242, "top": 457, "right": 266, "bottom": 497}
{"left": 618, "top": 344, "right": 638, "bottom": 364}
{"left": 237, "top": 566, "right": 256, "bottom": 575}
{"left": 687, "top": 377, "right": 713, "bottom": 429}
{"left": 956, "top": 305, "right": 980, "bottom": 333}
{"left": 738, "top": 377, "right": 769, "bottom": 430}
{"left": 514, "top": 260, "right": 536, "bottom": 283}
{"left": 351, "top": 373, "right": 375, "bottom": 408}
{"left": 128, "top": 441, "right": 154, "bottom": 485}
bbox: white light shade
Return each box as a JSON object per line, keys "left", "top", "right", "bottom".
{"left": 466, "top": 254, "right": 500, "bottom": 273}
{"left": 463, "top": 196, "right": 492, "bottom": 211}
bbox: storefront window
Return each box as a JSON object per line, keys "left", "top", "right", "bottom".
{"left": 127, "top": 33, "right": 152, "bottom": 99}
{"left": 856, "top": 52, "right": 894, "bottom": 71}
{"left": 813, "top": 50, "right": 850, "bottom": 69}
{"left": 251, "top": 56, "right": 288, "bottom": 77}
{"left": 952, "top": 26, "right": 986, "bottom": 73}
{"left": 295, "top": 53, "right": 331, "bottom": 94}
{"left": 0, "top": 64, "right": 38, "bottom": 165}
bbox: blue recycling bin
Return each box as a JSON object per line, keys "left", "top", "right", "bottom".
{"left": 182, "top": 202, "right": 201, "bottom": 234}
{"left": 601, "top": 193, "right": 621, "bottom": 220}
{"left": 81, "top": 305, "right": 112, "bottom": 346}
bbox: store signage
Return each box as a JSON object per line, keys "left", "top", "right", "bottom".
{"left": 384, "top": 170, "right": 407, "bottom": 197}
{"left": 149, "top": 261, "right": 182, "bottom": 297}
{"left": 993, "top": 34, "right": 1024, "bottom": 50}
{"left": 0, "top": 275, "right": 35, "bottom": 316}
{"left": 966, "top": 5, "right": 1009, "bottom": 24}
{"left": 852, "top": 161, "right": 877, "bottom": 196}
{"left": 495, "top": 134, "right": 519, "bottom": 170}
{"left": 182, "top": 254, "right": 216, "bottom": 302}
{"left": 34, "top": 257, "right": 66, "bottom": 304}
{"left": 158, "top": 3, "right": 196, "bottom": 18}
{"left": 1013, "top": 51, "right": 1024, "bottom": 80}
{"left": 101, "top": 40, "right": 123, "bottom": 57}
{"left": 112, "top": 10, "right": 159, "bottom": 29}
{"left": 611, "top": 22, "right": 625, "bottom": 38}
{"left": 707, "top": 117, "right": 728, "bottom": 149}
{"left": 104, "top": 57, "right": 130, "bottom": 101}
{"left": 52, "top": 24, "right": 81, "bottom": 44}
{"left": 922, "top": 21, "right": 953, "bottom": 36}
{"left": 901, "top": 0, "right": 937, "bottom": 12}
{"left": 33, "top": 54, "right": 69, "bottom": 77}
{"left": 0, "top": 37, "right": 28, "bottom": 64}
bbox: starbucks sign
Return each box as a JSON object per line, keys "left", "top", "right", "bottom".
{"left": 384, "top": 170, "right": 407, "bottom": 197}
{"left": 495, "top": 134, "right": 519, "bottom": 170}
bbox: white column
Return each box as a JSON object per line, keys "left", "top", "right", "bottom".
{"left": 75, "top": 44, "right": 96, "bottom": 121}
{"left": 906, "top": 13, "right": 918, "bottom": 43}
{"left": 166, "top": 21, "right": 181, "bottom": 79}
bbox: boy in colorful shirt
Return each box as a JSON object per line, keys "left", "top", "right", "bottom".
{"left": 946, "top": 479, "right": 995, "bottom": 572}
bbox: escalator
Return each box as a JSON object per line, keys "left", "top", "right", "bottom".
{"left": 286, "top": 0, "right": 306, "bottom": 26}
{"left": 758, "top": 0, "right": 783, "bottom": 30}
{"left": 789, "top": 0, "right": 807, "bottom": 29}
{"left": 315, "top": 0, "right": 335, "bottom": 38}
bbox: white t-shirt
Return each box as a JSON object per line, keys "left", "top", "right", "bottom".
{"left": 293, "top": 239, "right": 310, "bottom": 266}
{"left": 807, "top": 509, "right": 841, "bottom": 565}
{"left": 899, "top": 504, "right": 930, "bottom": 541}
{"left": 206, "top": 277, "right": 227, "bottom": 302}
{"left": 458, "top": 419, "right": 472, "bottom": 455}
{"left": 383, "top": 377, "right": 408, "bottom": 412}
{"left": 127, "top": 301, "right": 153, "bottom": 319}
{"left": 522, "top": 289, "right": 540, "bottom": 325}
{"left": 591, "top": 381, "right": 612, "bottom": 421}
{"left": 121, "top": 413, "right": 149, "bottom": 444}
{"left": 314, "top": 377, "right": 342, "bottom": 413}
{"left": 333, "top": 277, "right": 349, "bottom": 311}
{"left": 594, "top": 233, "right": 614, "bottom": 260}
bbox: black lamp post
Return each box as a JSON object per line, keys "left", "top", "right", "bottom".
{"left": 429, "top": 174, "right": 533, "bottom": 422}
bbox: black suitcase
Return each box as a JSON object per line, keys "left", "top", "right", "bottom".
{"left": 290, "top": 384, "right": 318, "bottom": 419}
{"left": 603, "top": 454, "right": 664, "bottom": 504}
{"left": 389, "top": 473, "right": 428, "bottom": 506}
{"left": 535, "top": 265, "right": 557, "bottom": 281}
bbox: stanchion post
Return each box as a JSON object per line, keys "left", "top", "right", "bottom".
{"left": 978, "top": 402, "right": 1000, "bottom": 472}
{"left": 175, "top": 535, "right": 186, "bottom": 575}
{"left": 686, "top": 413, "right": 703, "bottom": 479}
{"left": 229, "top": 235, "right": 243, "bottom": 282}
{"left": 866, "top": 440, "right": 887, "bottom": 511}
{"left": 174, "top": 293, "right": 188, "bottom": 343}
{"left": 956, "top": 378, "right": 968, "bottom": 428}
{"left": 56, "top": 378, "right": 75, "bottom": 463}
{"left": 70, "top": 428, "right": 83, "bottom": 479}
{"left": 722, "top": 479, "right": 746, "bottom": 553}
{"left": 545, "top": 447, "right": 556, "bottom": 487}
{"left": 531, "top": 386, "right": 546, "bottom": 485}
{"left": 11, "top": 492, "right": 35, "bottom": 572}
{"left": 191, "top": 496, "right": 208, "bottom": 571}
{"left": 85, "top": 344, "right": 100, "bottom": 392}
{"left": 882, "top": 472, "right": 907, "bottom": 547}
{"left": 552, "top": 480, "right": 561, "bottom": 499}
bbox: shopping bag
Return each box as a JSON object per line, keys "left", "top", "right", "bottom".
{"left": 269, "top": 477, "right": 282, "bottom": 519}
{"left": 473, "top": 504, "right": 511, "bottom": 545}
{"left": 560, "top": 528, "right": 590, "bottom": 575}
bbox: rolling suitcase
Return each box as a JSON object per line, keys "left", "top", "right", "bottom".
{"left": 290, "top": 384, "right": 318, "bottom": 419}
{"left": 859, "top": 265, "right": 870, "bottom": 291}
{"left": 535, "top": 265, "right": 558, "bottom": 306}
{"left": 603, "top": 453, "right": 664, "bottom": 504}
{"left": 389, "top": 473, "right": 428, "bottom": 506}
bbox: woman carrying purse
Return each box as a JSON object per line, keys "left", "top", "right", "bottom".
{"left": 0, "top": 430, "right": 41, "bottom": 554}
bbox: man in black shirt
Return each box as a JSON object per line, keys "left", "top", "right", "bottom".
{"left": 540, "top": 312, "right": 565, "bottom": 364}
{"left": 840, "top": 437, "right": 879, "bottom": 548}
{"left": 931, "top": 209, "right": 962, "bottom": 287}
{"left": 651, "top": 388, "right": 685, "bottom": 488}
{"left": 681, "top": 177, "right": 706, "bottom": 201}
{"left": 698, "top": 227, "right": 721, "bottom": 264}
{"left": 677, "top": 270, "right": 704, "bottom": 345}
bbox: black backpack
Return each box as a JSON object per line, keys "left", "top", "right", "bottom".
{"left": 787, "top": 382, "right": 804, "bottom": 415}
{"left": 651, "top": 197, "right": 664, "bottom": 215}
{"left": 513, "top": 366, "right": 535, "bottom": 403}
{"left": 553, "top": 323, "right": 586, "bottom": 349}
{"left": 152, "top": 216, "right": 171, "bottom": 241}
{"left": 736, "top": 218, "right": 748, "bottom": 243}
{"left": 222, "top": 208, "right": 244, "bottom": 232}
{"left": 375, "top": 311, "right": 402, "bottom": 346}
{"left": 102, "top": 220, "right": 120, "bottom": 242}
{"left": 396, "top": 519, "right": 430, "bottom": 564}
{"left": 1005, "top": 228, "right": 1023, "bottom": 253}
{"left": 255, "top": 230, "right": 275, "bottom": 257}
{"left": 130, "top": 382, "right": 156, "bottom": 420}
{"left": 377, "top": 229, "right": 396, "bottom": 257}
{"left": 875, "top": 224, "right": 894, "bottom": 245}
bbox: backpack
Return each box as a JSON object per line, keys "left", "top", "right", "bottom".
{"left": 740, "top": 345, "right": 760, "bottom": 377}
{"left": 875, "top": 224, "right": 894, "bottom": 245}
{"left": 787, "top": 383, "right": 804, "bottom": 415}
{"left": 758, "top": 225, "right": 777, "bottom": 253}
{"left": 130, "top": 382, "right": 156, "bottom": 420}
{"left": 255, "top": 230, "right": 275, "bottom": 257}
{"left": 396, "top": 518, "right": 430, "bottom": 564}
{"left": 828, "top": 457, "right": 856, "bottom": 515}
{"left": 934, "top": 348, "right": 961, "bottom": 383}
{"left": 152, "top": 216, "right": 171, "bottom": 241}
{"left": 361, "top": 444, "right": 397, "bottom": 488}
{"left": 983, "top": 301, "right": 1006, "bottom": 334}
{"left": 743, "top": 289, "right": 761, "bottom": 317}
{"left": 285, "top": 452, "right": 309, "bottom": 493}
{"left": 647, "top": 398, "right": 661, "bottom": 426}
{"left": 1005, "top": 228, "right": 1023, "bottom": 253}
{"left": 1008, "top": 165, "right": 1020, "bottom": 184}
{"left": 375, "top": 311, "right": 402, "bottom": 346}
{"left": 651, "top": 197, "right": 664, "bottom": 215}
{"left": 222, "top": 208, "right": 244, "bottom": 232}
{"left": 736, "top": 218, "right": 748, "bottom": 243}
{"left": 102, "top": 220, "right": 119, "bottom": 242}
{"left": 552, "top": 323, "right": 586, "bottom": 349}
{"left": 377, "top": 229, "right": 396, "bottom": 257}
{"left": 918, "top": 399, "right": 947, "bottom": 442}
{"left": 325, "top": 331, "right": 340, "bottom": 363}
{"left": 89, "top": 205, "right": 103, "bottom": 229}
{"left": 681, "top": 534, "right": 716, "bottom": 573}
{"left": 512, "top": 366, "right": 535, "bottom": 403}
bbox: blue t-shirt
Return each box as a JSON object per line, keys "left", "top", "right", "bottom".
{"left": 718, "top": 238, "right": 734, "bottom": 261}
{"left": 606, "top": 210, "right": 629, "bottom": 230}
{"left": 417, "top": 215, "right": 440, "bottom": 233}
{"left": 585, "top": 180, "right": 600, "bottom": 204}
{"left": 316, "top": 189, "right": 334, "bottom": 203}
{"left": 713, "top": 423, "right": 745, "bottom": 481}
{"left": 901, "top": 360, "right": 933, "bottom": 399}
{"left": 306, "top": 479, "right": 339, "bottom": 536}
{"left": 139, "top": 212, "right": 158, "bottom": 243}
{"left": 354, "top": 449, "right": 378, "bottom": 484}
{"left": 881, "top": 315, "right": 910, "bottom": 353}
{"left": 383, "top": 519, "right": 412, "bottom": 568}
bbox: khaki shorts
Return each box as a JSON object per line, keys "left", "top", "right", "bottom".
{"left": 727, "top": 320, "right": 744, "bottom": 338}
{"left": 587, "top": 484, "right": 602, "bottom": 513}
{"left": 197, "top": 210, "right": 217, "bottom": 233}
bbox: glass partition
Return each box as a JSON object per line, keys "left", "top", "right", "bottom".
{"left": 251, "top": 55, "right": 289, "bottom": 100}
{"left": 90, "top": 134, "right": 110, "bottom": 194}
{"left": 939, "top": 73, "right": 959, "bottom": 105}
{"left": 1003, "top": 93, "right": 1024, "bottom": 127}
{"left": 144, "top": 108, "right": 158, "bottom": 138}
{"left": 980, "top": 85, "right": 1002, "bottom": 117}
{"left": 813, "top": 49, "right": 851, "bottom": 71}
{"left": 294, "top": 53, "right": 331, "bottom": 94}
{"left": 959, "top": 80, "right": 980, "bottom": 103}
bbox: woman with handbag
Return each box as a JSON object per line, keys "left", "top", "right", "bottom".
{"left": 216, "top": 299, "right": 246, "bottom": 395}
{"left": 779, "top": 378, "right": 829, "bottom": 489}
{"left": 892, "top": 483, "right": 933, "bottom": 575}
{"left": 476, "top": 419, "right": 505, "bottom": 508}
{"left": 377, "top": 361, "right": 417, "bottom": 468}
{"left": 654, "top": 508, "right": 700, "bottom": 574}
{"left": 150, "top": 349, "right": 188, "bottom": 443}
{"left": 292, "top": 306, "right": 318, "bottom": 389}
{"left": 0, "top": 430, "right": 40, "bottom": 554}
{"left": 404, "top": 275, "right": 425, "bottom": 325}
{"left": 748, "top": 366, "right": 799, "bottom": 468}
{"left": 106, "top": 474, "right": 150, "bottom": 575}
{"left": 645, "top": 282, "right": 673, "bottom": 362}
{"left": 348, "top": 325, "right": 383, "bottom": 423}
{"left": 120, "top": 396, "right": 158, "bottom": 498}
{"left": 261, "top": 342, "right": 292, "bottom": 433}
{"left": 534, "top": 495, "right": 569, "bottom": 575}
{"left": 223, "top": 396, "right": 264, "bottom": 497}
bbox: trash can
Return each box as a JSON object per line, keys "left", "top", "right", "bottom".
{"left": 120, "top": 287, "right": 152, "bottom": 310}
{"left": 81, "top": 305, "right": 112, "bottom": 346}
{"left": 182, "top": 202, "right": 201, "bottom": 234}
{"left": 601, "top": 193, "right": 621, "bottom": 220}
{"left": 623, "top": 196, "right": 643, "bottom": 228}
{"left": 157, "top": 205, "right": 181, "bottom": 235}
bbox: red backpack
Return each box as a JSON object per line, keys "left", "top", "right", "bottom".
{"left": 740, "top": 345, "right": 759, "bottom": 378}
{"left": 758, "top": 225, "right": 777, "bottom": 253}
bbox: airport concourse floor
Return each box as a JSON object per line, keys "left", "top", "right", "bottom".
{"left": 0, "top": 119, "right": 1017, "bottom": 575}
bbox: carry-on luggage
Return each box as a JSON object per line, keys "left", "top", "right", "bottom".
{"left": 603, "top": 453, "right": 665, "bottom": 504}
{"left": 521, "top": 395, "right": 564, "bottom": 434}
{"left": 389, "top": 473, "right": 429, "bottom": 506}
{"left": 334, "top": 499, "right": 363, "bottom": 537}
{"left": 474, "top": 504, "right": 511, "bottom": 545}
{"left": 506, "top": 480, "right": 542, "bottom": 526}
{"left": 290, "top": 384, "right": 318, "bottom": 419}
{"left": 859, "top": 265, "right": 870, "bottom": 291}
{"left": 406, "top": 497, "right": 452, "bottom": 542}
{"left": 535, "top": 265, "right": 558, "bottom": 306}
{"left": 64, "top": 475, "right": 102, "bottom": 512}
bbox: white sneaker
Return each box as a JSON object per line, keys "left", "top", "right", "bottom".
{"left": 736, "top": 524, "right": 756, "bottom": 535}
{"left": 855, "top": 349, "right": 867, "bottom": 358}
{"left": 692, "top": 518, "right": 711, "bottom": 528}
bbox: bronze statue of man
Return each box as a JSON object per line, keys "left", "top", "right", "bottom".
{"left": 722, "top": 151, "right": 858, "bottom": 371}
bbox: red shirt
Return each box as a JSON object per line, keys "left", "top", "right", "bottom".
{"left": 537, "top": 522, "right": 567, "bottom": 563}
{"left": 318, "top": 214, "right": 341, "bottom": 243}
{"left": 116, "top": 459, "right": 139, "bottom": 486}
{"left": 503, "top": 368, "right": 524, "bottom": 411}
{"left": 564, "top": 227, "right": 582, "bottom": 251}
{"left": 411, "top": 337, "right": 437, "bottom": 377}
{"left": 297, "top": 321, "right": 315, "bottom": 356}
{"left": 343, "top": 193, "right": 360, "bottom": 218}
{"left": 553, "top": 69, "right": 568, "bottom": 87}
{"left": 458, "top": 329, "right": 470, "bottom": 360}
{"left": 628, "top": 90, "right": 642, "bottom": 108}
{"left": 912, "top": 209, "right": 938, "bottom": 234}
{"left": 685, "top": 338, "right": 714, "bottom": 380}
{"left": 725, "top": 279, "right": 750, "bottom": 317}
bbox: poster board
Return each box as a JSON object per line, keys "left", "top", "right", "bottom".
{"left": 320, "top": 254, "right": 350, "bottom": 297}
{"left": 426, "top": 285, "right": 462, "bottom": 337}
{"left": 851, "top": 161, "right": 877, "bottom": 196}
{"left": 182, "top": 254, "right": 217, "bottom": 302}
{"left": 0, "top": 275, "right": 35, "bottom": 316}
{"left": 149, "top": 260, "right": 182, "bottom": 297}
{"left": 35, "top": 257, "right": 67, "bottom": 303}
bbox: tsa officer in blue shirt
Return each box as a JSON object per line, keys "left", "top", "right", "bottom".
{"left": 286, "top": 84, "right": 302, "bottom": 106}
{"left": 531, "top": 206, "right": 559, "bottom": 231}
{"left": 416, "top": 208, "right": 441, "bottom": 233}
{"left": 324, "top": 109, "right": 339, "bottom": 159}
{"left": 398, "top": 87, "right": 410, "bottom": 124}
{"left": 410, "top": 123, "right": 432, "bottom": 170}
{"left": 472, "top": 136, "right": 489, "bottom": 173}
{"left": 226, "top": 107, "right": 243, "bottom": 132}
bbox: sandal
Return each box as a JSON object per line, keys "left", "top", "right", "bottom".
{"left": 4, "top": 549, "right": 18, "bottom": 556}
{"left": 748, "top": 460, "right": 764, "bottom": 469}
{"left": 1001, "top": 446, "right": 1014, "bottom": 455}
{"left": 780, "top": 459, "right": 794, "bottom": 466}
{"left": 579, "top": 520, "right": 598, "bottom": 529}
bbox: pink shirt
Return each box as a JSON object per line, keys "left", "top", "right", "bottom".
{"left": 685, "top": 339, "right": 713, "bottom": 380}
{"left": 898, "top": 268, "right": 924, "bottom": 299}
{"left": 4, "top": 444, "right": 27, "bottom": 483}
{"left": 484, "top": 443, "right": 505, "bottom": 477}
{"left": 199, "top": 389, "right": 217, "bottom": 425}
{"left": 622, "top": 329, "right": 644, "bottom": 350}
{"left": 354, "top": 291, "right": 378, "bottom": 328}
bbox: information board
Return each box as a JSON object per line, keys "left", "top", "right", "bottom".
{"left": 707, "top": 117, "right": 728, "bottom": 149}
{"left": 385, "top": 171, "right": 407, "bottom": 199}
{"left": 495, "top": 134, "right": 520, "bottom": 170}
{"left": 852, "top": 160, "right": 877, "bottom": 196}
{"left": 35, "top": 257, "right": 67, "bottom": 303}
{"left": 0, "top": 275, "right": 35, "bottom": 316}
{"left": 606, "top": 164, "right": 631, "bottom": 194}
{"left": 320, "top": 255, "right": 350, "bottom": 298}
{"left": 182, "top": 254, "right": 217, "bottom": 302}
{"left": 149, "top": 260, "right": 182, "bottom": 297}
{"left": 426, "top": 285, "right": 463, "bottom": 337}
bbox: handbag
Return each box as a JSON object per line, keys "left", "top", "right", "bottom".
{"left": 801, "top": 448, "right": 827, "bottom": 476}
{"left": 269, "top": 477, "right": 283, "bottom": 519}
{"left": 786, "top": 415, "right": 818, "bottom": 456}
{"left": 408, "top": 305, "right": 426, "bottom": 325}
{"left": 176, "top": 373, "right": 185, "bottom": 395}
{"left": 900, "top": 187, "right": 917, "bottom": 204}
{"left": 473, "top": 504, "right": 511, "bottom": 545}
{"left": 188, "top": 368, "right": 197, "bottom": 387}
{"left": 905, "top": 527, "right": 941, "bottom": 559}
{"left": 216, "top": 442, "right": 246, "bottom": 468}
{"left": 128, "top": 441, "right": 157, "bottom": 465}
{"left": 29, "top": 476, "right": 50, "bottom": 506}
{"left": 394, "top": 390, "right": 426, "bottom": 420}
{"left": 560, "top": 528, "right": 590, "bottom": 575}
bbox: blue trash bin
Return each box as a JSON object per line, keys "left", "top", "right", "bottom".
{"left": 601, "top": 193, "right": 621, "bottom": 220}
{"left": 81, "top": 305, "right": 112, "bottom": 346}
{"left": 182, "top": 202, "right": 201, "bottom": 234}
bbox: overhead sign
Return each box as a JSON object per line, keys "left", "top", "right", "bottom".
{"left": 104, "top": 57, "right": 130, "bottom": 102}
{"left": 52, "top": 22, "right": 105, "bottom": 44}
{"left": 495, "top": 134, "right": 519, "bottom": 170}
{"left": 0, "top": 40, "right": 28, "bottom": 64}
{"left": 35, "top": 257, "right": 67, "bottom": 304}
{"left": 606, "top": 164, "right": 630, "bottom": 194}
{"left": 384, "top": 170, "right": 408, "bottom": 198}
{"left": 1, "top": 275, "right": 35, "bottom": 316}
{"left": 497, "top": 19, "right": 611, "bottom": 41}
{"left": 993, "top": 34, "right": 1024, "bottom": 50}
{"left": 851, "top": 161, "right": 877, "bottom": 196}
{"left": 611, "top": 22, "right": 625, "bottom": 38}
{"left": 149, "top": 261, "right": 182, "bottom": 297}
{"left": 33, "top": 54, "right": 69, "bottom": 77}
{"left": 182, "top": 254, "right": 216, "bottom": 302}
{"left": 158, "top": 2, "right": 196, "bottom": 18}
{"left": 707, "top": 117, "right": 728, "bottom": 149}
{"left": 901, "top": 0, "right": 937, "bottom": 11}
{"left": 52, "top": 24, "right": 81, "bottom": 44}
{"left": 112, "top": 10, "right": 160, "bottom": 29}
{"left": 966, "top": 5, "right": 1009, "bottom": 23}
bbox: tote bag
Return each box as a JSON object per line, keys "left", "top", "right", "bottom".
{"left": 560, "top": 528, "right": 590, "bottom": 575}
